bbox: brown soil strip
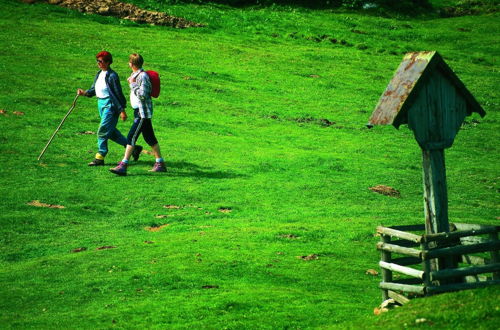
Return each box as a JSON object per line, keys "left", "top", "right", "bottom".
{"left": 36, "top": 0, "right": 204, "bottom": 28}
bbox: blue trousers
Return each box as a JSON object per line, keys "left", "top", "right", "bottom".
{"left": 97, "top": 98, "right": 127, "bottom": 157}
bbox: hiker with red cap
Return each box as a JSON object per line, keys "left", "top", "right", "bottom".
{"left": 77, "top": 51, "right": 142, "bottom": 166}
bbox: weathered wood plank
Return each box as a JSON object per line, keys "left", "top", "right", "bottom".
{"left": 430, "top": 263, "right": 500, "bottom": 281}
{"left": 424, "top": 227, "right": 498, "bottom": 243}
{"left": 452, "top": 223, "right": 499, "bottom": 231}
{"left": 423, "top": 241, "right": 500, "bottom": 260}
{"left": 465, "top": 275, "right": 488, "bottom": 283}
{"left": 388, "top": 224, "right": 426, "bottom": 232}
{"left": 426, "top": 279, "right": 500, "bottom": 294}
{"left": 377, "top": 226, "right": 421, "bottom": 243}
{"left": 377, "top": 226, "right": 422, "bottom": 243}
{"left": 388, "top": 290, "right": 410, "bottom": 305}
{"left": 489, "top": 232, "right": 500, "bottom": 280}
{"left": 379, "top": 282, "right": 425, "bottom": 294}
{"left": 380, "top": 261, "right": 425, "bottom": 279}
{"left": 461, "top": 255, "right": 488, "bottom": 266}
{"left": 392, "top": 278, "right": 423, "bottom": 285}
{"left": 377, "top": 242, "right": 422, "bottom": 258}
{"left": 460, "top": 236, "right": 489, "bottom": 245}
{"left": 380, "top": 235, "right": 392, "bottom": 301}
{"left": 421, "top": 241, "right": 434, "bottom": 288}
{"left": 392, "top": 256, "right": 422, "bottom": 266}
{"left": 391, "top": 239, "right": 421, "bottom": 248}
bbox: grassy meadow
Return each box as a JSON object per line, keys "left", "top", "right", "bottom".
{"left": 0, "top": 0, "right": 498, "bottom": 328}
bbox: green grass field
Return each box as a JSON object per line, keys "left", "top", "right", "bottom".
{"left": 0, "top": 0, "right": 498, "bottom": 328}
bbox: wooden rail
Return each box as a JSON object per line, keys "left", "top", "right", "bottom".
{"left": 376, "top": 222, "right": 500, "bottom": 304}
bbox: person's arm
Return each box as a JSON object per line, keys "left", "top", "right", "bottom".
{"left": 109, "top": 72, "right": 127, "bottom": 111}
{"left": 129, "top": 72, "right": 151, "bottom": 119}
{"left": 76, "top": 86, "right": 95, "bottom": 97}
{"left": 130, "top": 72, "right": 151, "bottom": 101}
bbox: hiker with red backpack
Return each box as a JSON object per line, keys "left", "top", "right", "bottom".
{"left": 110, "top": 53, "right": 166, "bottom": 176}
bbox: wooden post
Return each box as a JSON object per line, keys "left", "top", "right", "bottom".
{"left": 380, "top": 234, "right": 392, "bottom": 301}
{"left": 422, "top": 149, "right": 450, "bottom": 235}
{"left": 421, "top": 241, "right": 433, "bottom": 293}
{"left": 421, "top": 149, "right": 461, "bottom": 277}
{"left": 489, "top": 232, "right": 500, "bottom": 280}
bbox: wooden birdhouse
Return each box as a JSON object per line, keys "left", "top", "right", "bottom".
{"left": 369, "top": 51, "right": 486, "bottom": 235}
{"left": 368, "top": 53, "right": 499, "bottom": 300}
{"left": 369, "top": 51, "right": 486, "bottom": 150}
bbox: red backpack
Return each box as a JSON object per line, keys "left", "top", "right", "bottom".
{"left": 146, "top": 70, "right": 160, "bottom": 98}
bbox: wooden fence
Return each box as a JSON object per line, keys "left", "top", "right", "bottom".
{"left": 377, "top": 223, "right": 500, "bottom": 304}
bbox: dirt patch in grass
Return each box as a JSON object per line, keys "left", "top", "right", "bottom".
{"left": 297, "top": 254, "right": 318, "bottom": 261}
{"left": 96, "top": 245, "right": 116, "bottom": 250}
{"left": 71, "top": 247, "right": 87, "bottom": 253}
{"left": 27, "top": 200, "right": 65, "bottom": 209}
{"left": 218, "top": 207, "right": 232, "bottom": 213}
{"left": 155, "top": 214, "right": 172, "bottom": 219}
{"left": 77, "top": 131, "right": 95, "bottom": 135}
{"left": 163, "top": 204, "right": 181, "bottom": 209}
{"left": 144, "top": 224, "right": 169, "bottom": 232}
{"left": 36, "top": 0, "right": 204, "bottom": 28}
{"left": 369, "top": 185, "right": 400, "bottom": 198}
{"left": 280, "top": 234, "right": 299, "bottom": 239}
{"left": 0, "top": 110, "right": 24, "bottom": 116}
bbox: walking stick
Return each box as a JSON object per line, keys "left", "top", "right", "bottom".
{"left": 38, "top": 94, "right": 80, "bottom": 161}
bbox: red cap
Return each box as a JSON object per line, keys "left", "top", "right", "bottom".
{"left": 96, "top": 51, "right": 112, "bottom": 64}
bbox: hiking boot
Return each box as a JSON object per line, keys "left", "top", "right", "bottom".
{"left": 132, "top": 145, "right": 143, "bottom": 161}
{"left": 88, "top": 158, "right": 104, "bottom": 166}
{"left": 110, "top": 162, "right": 128, "bottom": 176}
{"left": 149, "top": 162, "right": 167, "bottom": 172}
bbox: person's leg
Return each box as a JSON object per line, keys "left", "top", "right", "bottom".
{"left": 96, "top": 100, "right": 119, "bottom": 158}
{"left": 109, "top": 144, "right": 133, "bottom": 176}
{"left": 142, "top": 120, "right": 166, "bottom": 172}
{"left": 151, "top": 143, "right": 162, "bottom": 159}
{"left": 110, "top": 117, "right": 143, "bottom": 176}
{"left": 109, "top": 127, "right": 127, "bottom": 148}
{"left": 123, "top": 109, "right": 143, "bottom": 161}
{"left": 89, "top": 98, "right": 113, "bottom": 166}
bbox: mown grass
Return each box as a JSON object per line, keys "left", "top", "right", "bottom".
{"left": 0, "top": 0, "right": 498, "bottom": 328}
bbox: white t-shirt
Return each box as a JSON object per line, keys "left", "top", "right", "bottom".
{"left": 130, "top": 87, "right": 140, "bottom": 109}
{"left": 95, "top": 71, "right": 110, "bottom": 99}
{"left": 129, "top": 71, "right": 141, "bottom": 109}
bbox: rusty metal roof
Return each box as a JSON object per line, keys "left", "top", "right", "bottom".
{"left": 368, "top": 51, "right": 485, "bottom": 128}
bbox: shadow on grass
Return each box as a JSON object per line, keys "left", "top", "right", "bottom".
{"left": 130, "top": 161, "right": 246, "bottom": 179}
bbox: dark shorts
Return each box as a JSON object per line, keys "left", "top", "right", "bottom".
{"left": 127, "top": 112, "right": 158, "bottom": 147}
